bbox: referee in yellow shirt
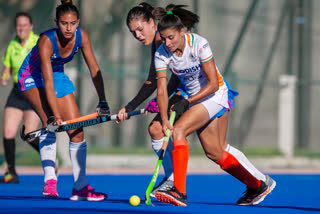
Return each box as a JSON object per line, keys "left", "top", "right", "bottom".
{"left": 0, "top": 12, "right": 40, "bottom": 183}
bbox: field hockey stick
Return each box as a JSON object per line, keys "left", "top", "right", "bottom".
{"left": 20, "top": 108, "right": 146, "bottom": 141}
{"left": 145, "top": 111, "right": 176, "bottom": 206}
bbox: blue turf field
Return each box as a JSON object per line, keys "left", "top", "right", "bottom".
{"left": 0, "top": 174, "right": 319, "bottom": 214}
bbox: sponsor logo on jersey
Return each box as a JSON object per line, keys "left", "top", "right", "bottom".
{"left": 25, "top": 78, "right": 34, "bottom": 84}
{"left": 175, "top": 64, "right": 201, "bottom": 74}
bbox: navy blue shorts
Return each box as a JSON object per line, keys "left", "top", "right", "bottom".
{"left": 5, "top": 84, "right": 34, "bottom": 111}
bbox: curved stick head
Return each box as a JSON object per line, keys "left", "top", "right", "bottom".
{"left": 145, "top": 194, "right": 151, "bottom": 205}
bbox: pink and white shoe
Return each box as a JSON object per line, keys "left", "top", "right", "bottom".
{"left": 70, "top": 184, "right": 107, "bottom": 201}
{"left": 42, "top": 179, "right": 58, "bottom": 197}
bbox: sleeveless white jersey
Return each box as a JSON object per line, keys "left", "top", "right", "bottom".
{"left": 155, "top": 33, "right": 229, "bottom": 108}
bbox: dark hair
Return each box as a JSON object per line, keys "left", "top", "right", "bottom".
{"left": 126, "top": 2, "right": 155, "bottom": 26}
{"left": 56, "top": 0, "right": 79, "bottom": 21}
{"left": 157, "top": 4, "right": 199, "bottom": 32}
{"left": 15, "top": 12, "right": 32, "bottom": 26}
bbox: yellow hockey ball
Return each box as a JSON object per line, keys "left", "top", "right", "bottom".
{"left": 129, "top": 195, "right": 140, "bottom": 206}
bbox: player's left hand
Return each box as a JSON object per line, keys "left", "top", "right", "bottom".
{"left": 145, "top": 97, "right": 159, "bottom": 113}
{"left": 171, "top": 99, "right": 189, "bottom": 121}
{"left": 96, "top": 100, "right": 110, "bottom": 116}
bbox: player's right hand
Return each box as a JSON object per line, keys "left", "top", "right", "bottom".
{"left": 161, "top": 117, "right": 173, "bottom": 137}
{"left": 54, "top": 118, "right": 63, "bottom": 126}
{"left": 0, "top": 75, "right": 8, "bottom": 86}
{"left": 116, "top": 107, "right": 128, "bottom": 124}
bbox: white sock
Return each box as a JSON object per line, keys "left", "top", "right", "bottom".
{"left": 151, "top": 137, "right": 173, "bottom": 181}
{"left": 226, "top": 144, "right": 266, "bottom": 182}
{"left": 39, "top": 132, "right": 57, "bottom": 182}
{"left": 69, "top": 140, "right": 87, "bottom": 190}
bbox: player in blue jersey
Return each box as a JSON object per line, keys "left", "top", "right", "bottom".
{"left": 17, "top": 0, "right": 109, "bottom": 201}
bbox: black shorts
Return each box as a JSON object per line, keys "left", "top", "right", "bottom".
{"left": 5, "top": 84, "right": 34, "bottom": 111}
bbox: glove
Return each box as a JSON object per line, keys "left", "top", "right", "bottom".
{"left": 145, "top": 97, "right": 159, "bottom": 113}
{"left": 171, "top": 99, "right": 189, "bottom": 121}
{"left": 96, "top": 100, "right": 110, "bottom": 116}
{"left": 168, "top": 94, "right": 183, "bottom": 108}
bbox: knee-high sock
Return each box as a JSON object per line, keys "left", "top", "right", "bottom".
{"left": 27, "top": 137, "right": 40, "bottom": 154}
{"left": 3, "top": 138, "right": 16, "bottom": 175}
{"left": 69, "top": 140, "right": 87, "bottom": 190}
{"left": 226, "top": 144, "right": 266, "bottom": 182}
{"left": 151, "top": 137, "right": 173, "bottom": 180}
{"left": 172, "top": 140, "right": 189, "bottom": 195}
{"left": 39, "top": 133, "right": 57, "bottom": 182}
{"left": 216, "top": 151, "right": 261, "bottom": 189}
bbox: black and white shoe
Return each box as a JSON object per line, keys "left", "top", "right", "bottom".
{"left": 155, "top": 186, "right": 187, "bottom": 206}
{"left": 150, "top": 177, "right": 173, "bottom": 197}
{"left": 237, "top": 181, "right": 272, "bottom": 205}
{"left": 265, "top": 175, "right": 276, "bottom": 191}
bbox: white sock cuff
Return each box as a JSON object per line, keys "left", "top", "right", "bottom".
{"left": 69, "top": 140, "right": 87, "bottom": 150}
{"left": 39, "top": 132, "right": 56, "bottom": 149}
{"left": 151, "top": 137, "right": 164, "bottom": 152}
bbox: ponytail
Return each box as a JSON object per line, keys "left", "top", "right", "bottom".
{"left": 61, "top": 0, "right": 72, "bottom": 4}
{"left": 158, "top": 4, "right": 199, "bottom": 32}
{"left": 56, "top": 0, "right": 79, "bottom": 21}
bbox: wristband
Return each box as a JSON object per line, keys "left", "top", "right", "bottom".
{"left": 128, "top": 102, "right": 136, "bottom": 109}
{"left": 125, "top": 101, "right": 136, "bottom": 112}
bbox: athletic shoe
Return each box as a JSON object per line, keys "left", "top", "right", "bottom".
{"left": 237, "top": 180, "right": 271, "bottom": 205}
{"left": 265, "top": 175, "right": 276, "bottom": 191}
{"left": 70, "top": 184, "right": 107, "bottom": 201}
{"left": 155, "top": 186, "right": 187, "bottom": 206}
{"left": 150, "top": 177, "right": 173, "bottom": 197}
{"left": 0, "top": 171, "right": 19, "bottom": 184}
{"left": 42, "top": 179, "right": 58, "bottom": 197}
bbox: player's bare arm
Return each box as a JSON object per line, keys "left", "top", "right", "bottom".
{"left": 80, "top": 28, "right": 106, "bottom": 101}
{"left": 38, "top": 35, "right": 62, "bottom": 122}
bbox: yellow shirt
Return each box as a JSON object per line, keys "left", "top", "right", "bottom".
{"left": 2, "top": 31, "right": 38, "bottom": 83}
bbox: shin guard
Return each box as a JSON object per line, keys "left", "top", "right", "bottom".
{"left": 216, "top": 151, "right": 261, "bottom": 189}
{"left": 172, "top": 140, "right": 189, "bottom": 195}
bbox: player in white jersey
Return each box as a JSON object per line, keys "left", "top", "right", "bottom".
{"left": 154, "top": 5, "right": 275, "bottom": 207}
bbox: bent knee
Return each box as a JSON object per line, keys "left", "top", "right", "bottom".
{"left": 68, "top": 129, "right": 84, "bottom": 142}
{"left": 172, "top": 125, "right": 187, "bottom": 140}
{"left": 148, "top": 121, "right": 163, "bottom": 139}
{"left": 205, "top": 150, "right": 223, "bottom": 162}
